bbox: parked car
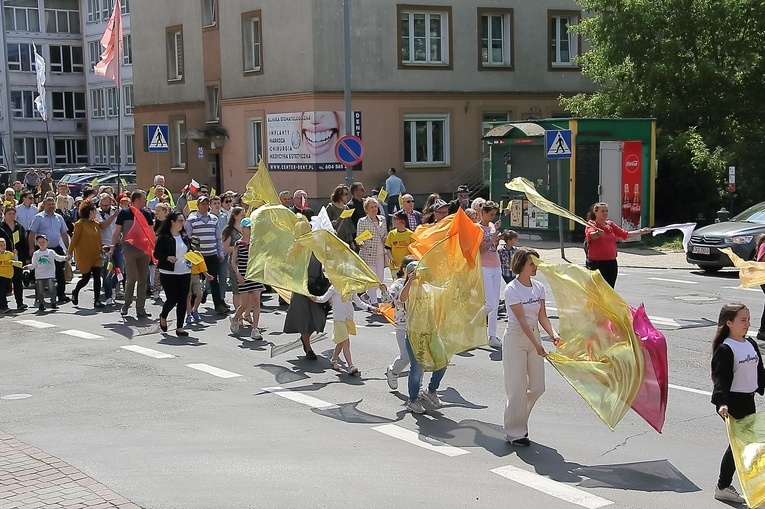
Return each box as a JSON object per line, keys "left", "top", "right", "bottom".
{"left": 686, "top": 201, "right": 765, "bottom": 272}
{"left": 58, "top": 172, "right": 99, "bottom": 197}
{"left": 96, "top": 173, "right": 138, "bottom": 193}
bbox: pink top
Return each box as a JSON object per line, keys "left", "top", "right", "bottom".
{"left": 757, "top": 242, "right": 765, "bottom": 262}
{"left": 480, "top": 223, "right": 500, "bottom": 268}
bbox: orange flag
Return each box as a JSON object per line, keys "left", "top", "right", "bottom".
{"left": 408, "top": 208, "right": 482, "bottom": 268}
{"left": 124, "top": 206, "right": 156, "bottom": 263}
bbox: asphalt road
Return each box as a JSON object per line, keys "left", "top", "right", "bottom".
{"left": 1, "top": 263, "right": 763, "bottom": 509}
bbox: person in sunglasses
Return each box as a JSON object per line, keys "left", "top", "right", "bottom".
{"left": 400, "top": 194, "right": 421, "bottom": 231}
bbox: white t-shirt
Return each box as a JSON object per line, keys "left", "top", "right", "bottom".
{"left": 724, "top": 338, "right": 759, "bottom": 393}
{"left": 159, "top": 235, "right": 191, "bottom": 275}
{"left": 504, "top": 279, "right": 545, "bottom": 326}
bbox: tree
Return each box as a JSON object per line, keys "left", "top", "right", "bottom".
{"left": 563, "top": 0, "right": 765, "bottom": 222}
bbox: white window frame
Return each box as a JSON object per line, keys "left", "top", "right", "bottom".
{"left": 86, "top": 0, "right": 99, "bottom": 23}
{"left": 400, "top": 9, "right": 449, "bottom": 65}
{"left": 480, "top": 13, "right": 511, "bottom": 67}
{"left": 100, "top": 0, "right": 110, "bottom": 20}
{"left": 123, "top": 85, "right": 133, "bottom": 116}
{"left": 170, "top": 119, "right": 186, "bottom": 169}
{"left": 551, "top": 14, "right": 579, "bottom": 67}
{"left": 122, "top": 34, "right": 132, "bottom": 65}
{"left": 107, "top": 135, "right": 119, "bottom": 164}
{"left": 14, "top": 138, "right": 48, "bottom": 166}
{"left": 10, "top": 90, "right": 39, "bottom": 119}
{"left": 45, "top": 8, "right": 81, "bottom": 34}
{"left": 87, "top": 41, "right": 100, "bottom": 73}
{"left": 49, "top": 45, "right": 84, "bottom": 73}
{"left": 51, "top": 91, "right": 86, "bottom": 120}
{"left": 4, "top": 5, "right": 40, "bottom": 32}
{"left": 202, "top": 0, "right": 216, "bottom": 27}
{"left": 403, "top": 114, "right": 449, "bottom": 166}
{"left": 54, "top": 139, "right": 88, "bottom": 165}
{"left": 105, "top": 87, "right": 119, "bottom": 117}
{"left": 125, "top": 134, "right": 135, "bottom": 164}
{"left": 121, "top": 0, "right": 130, "bottom": 15}
{"left": 166, "top": 29, "right": 184, "bottom": 81}
{"left": 92, "top": 135, "right": 106, "bottom": 164}
{"left": 91, "top": 89, "right": 104, "bottom": 118}
{"left": 242, "top": 15, "right": 261, "bottom": 72}
{"left": 246, "top": 118, "right": 263, "bottom": 168}
{"left": 7, "top": 43, "right": 35, "bottom": 72}
{"left": 205, "top": 85, "right": 220, "bottom": 122}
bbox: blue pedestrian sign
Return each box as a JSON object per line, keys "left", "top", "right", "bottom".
{"left": 545, "top": 129, "right": 572, "bottom": 159}
{"left": 334, "top": 135, "right": 365, "bottom": 166}
{"left": 145, "top": 124, "right": 169, "bottom": 153}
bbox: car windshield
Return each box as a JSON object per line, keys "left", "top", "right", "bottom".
{"left": 732, "top": 202, "right": 765, "bottom": 224}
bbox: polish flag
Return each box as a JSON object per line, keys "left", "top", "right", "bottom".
{"left": 93, "top": 0, "right": 122, "bottom": 82}
{"left": 189, "top": 179, "right": 200, "bottom": 194}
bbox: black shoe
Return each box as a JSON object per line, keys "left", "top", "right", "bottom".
{"left": 16, "top": 304, "right": 28, "bottom": 311}
{"left": 176, "top": 328, "right": 189, "bottom": 337}
{"left": 305, "top": 350, "right": 318, "bottom": 360}
{"left": 215, "top": 304, "right": 229, "bottom": 315}
{"left": 94, "top": 301, "right": 105, "bottom": 308}
{"left": 71, "top": 292, "right": 79, "bottom": 306}
{"left": 159, "top": 317, "right": 168, "bottom": 332}
{"left": 201, "top": 291, "right": 207, "bottom": 304}
{"left": 58, "top": 296, "right": 71, "bottom": 304}
{"left": 510, "top": 437, "right": 530, "bottom": 446}
{"left": 38, "top": 305, "right": 45, "bottom": 312}
{"left": 136, "top": 311, "right": 152, "bottom": 318}
{"left": 120, "top": 306, "right": 129, "bottom": 316}
{"left": 757, "top": 331, "right": 765, "bottom": 342}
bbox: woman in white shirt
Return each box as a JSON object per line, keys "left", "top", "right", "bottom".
{"left": 153, "top": 211, "right": 192, "bottom": 337}
{"left": 503, "top": 247, "right": 560, "bottom": 446}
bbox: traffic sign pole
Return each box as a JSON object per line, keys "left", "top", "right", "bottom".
{"left": 343, "top": 0, "right": 353, "bottom": 187}
{"left": 544, "top": 129, "right": 573, "bottom": 261}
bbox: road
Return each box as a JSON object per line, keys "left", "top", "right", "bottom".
{"left": 1, "top": 264, "right": 763, "bottom": 509}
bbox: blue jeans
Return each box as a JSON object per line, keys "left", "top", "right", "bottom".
{"left": 404, "top": 334, "right": 446, "bottom": 402}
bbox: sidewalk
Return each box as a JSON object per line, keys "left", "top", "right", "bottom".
{"left": 0, "top": 430, "right": 140, "bottom": 509}
{"left": 521, "top": 239, "right": 690, "bottom": 270}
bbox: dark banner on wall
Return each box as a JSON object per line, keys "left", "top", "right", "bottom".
{"left": 267, "top": 111, "right": 362, "bottom": 171}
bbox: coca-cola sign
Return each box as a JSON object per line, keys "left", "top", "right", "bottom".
{"left": 621, "top": 141, "right": 643, "bottom": 230}
{"left": 624, "top": 154, "right": 640, "bottom": 173}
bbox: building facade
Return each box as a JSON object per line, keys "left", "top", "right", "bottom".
{"left": 0, "top": 0, "right": 134, "bottom": 178}
{"left": 132, "top": 0, "right": 595, "bottom": 202}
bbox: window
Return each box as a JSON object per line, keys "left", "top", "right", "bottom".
{"left": 14, "top": 138, "right": 48, "bottom": 165}
{"left": 10, "top": 90, "right": 39, "bottom": 119}
{"left": 52, "top": 91, "right": 86, "bottom": 119}
{"left": 92, "top": 136, "right": 107, "bottom": 164}
{"left": 549, "top": 11, "right": 579, "bottom": 68}
{"left": 202, "top": 0, "right": 216, "bottom": 27}
{"left": 125, "top": 134, "right": 135, "bottom": 164}
{"left": 86, "top": 0, "right": 99, "bottom": 22}
{"left": 246, "top": 118, "right": 263, "bottom": 167}
{"left": 7, "top": 43, "right": 35, "bottom": 72}
{"left": 121, "top": 0, "right": 129, "bottom": 15}
{"left": 91, "top": 89, "right": 104, "bottom": 118}
{"left": 122, "top": 35, "right": 132, "bottom": 65}
{"left": 478, "top": 9, "right": 513, "bottom": 68}
{"left": 88, "top": 41, "right": 100, "bottom": 73}
{"left": 482, "top": 111, "right": 511, "bottom": 124}
{"left": 403, "top": 114, "right": 449, "bottom": 166}
{"left": 166, "top": 27, "right": 184, "bottom": 82}
{"left": 100, "top": 0, "right": 109, "bottom": 20}
{"left": 398, "top": 6, "right": 451, "bottom": 67}
{"left": 54, "top": 139, "right": 88, "bottom": 164}
{"left": 105, "top": 87, "right": 119, "bottom": 117}
{"left": 206, "top": 85, "right": 220, "bottom": 122}
{"left": 44, "top": 0, "right": 81, "bottom": 35}
{"left": 107, "top": 135, "right": 119, "bottom": 164}
{"left": 50, "top": 45, "right": 84, "bottom": 73}
{"left": 242, "top": 12, "right": 262, "bottom": 73}
{"left": 170, "top": 119, "right": 186, "bottom": 169}
{"left": 4, "top": 2, "right": 40, "bottom": 32}
{"left": 123, "top": 85, "right": 133, "bottom": 115}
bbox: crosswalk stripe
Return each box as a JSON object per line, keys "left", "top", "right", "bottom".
{"left": 491, "top": 464, "right": 612, "bottom": 508}
{"left": 648, "top": 277, "right": 697, "bottom": 284}
{"left": 15, "top": 319, "right": 55, "bottom": 329}
{"left": 60, "top": 330, "right": 104, "bottom": 340}
{"left": 186, "top": 363, "right": 242, "bottom": 379}
{"left": 262, "top": 387, "right": 338, "bottom": 410}
{"left": 121, "top": 345, "right": 175, "bottom": 359}
{"left": 372, "top": 424, "right": 470, "bottom": 457}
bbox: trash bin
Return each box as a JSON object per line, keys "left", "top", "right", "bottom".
{"left": 716, "top": 208, "right": 730, "bottom": 222}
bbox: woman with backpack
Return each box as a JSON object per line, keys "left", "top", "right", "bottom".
{"left": 584, "top": 202, "right": 651, "bottom": 288}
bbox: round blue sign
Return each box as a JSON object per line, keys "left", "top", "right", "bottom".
{"left": 334, "top": 135, "right": 365, "bottom": 166}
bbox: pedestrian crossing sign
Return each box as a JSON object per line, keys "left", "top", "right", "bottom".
{"left": 144, "top": 124, "right": 170, "bottom": 153}
{"left": 545, "top": 129, "right": 572, "bottom": 159}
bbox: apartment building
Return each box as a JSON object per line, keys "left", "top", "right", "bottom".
{"left": 132, "top": 0, "right": 595, "bottom": 201}
{"left": 0, "top": 0, "right": 134, "bottom": 177}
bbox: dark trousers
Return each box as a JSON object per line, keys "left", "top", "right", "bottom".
{"left": 718, "top": 391, "right": 757, "bottom": 489}
{"left": 73, "top": 267, "right": 102, "bottom": 303}
{"left": 203, "top": 255, "right": 223, "bottom": 307}
{"left": 586, "top": 258, "right": 618, "bottom": 288}
{"left": 11, "top": 266, "right": 23, "bottom": 307}
{"left": 159, "top": 273, "right": 191, "bottom": 326}
{"left": 52, "top": 246, "right": 67, "bottom": 299}
{"left": 760, "top": 285, "right": 765, "bottom": 334}
{"left": 0, "top": 276, "right": 9, "bottom": 309}
{"left": 386, "top": 195, "right": 400, "bottom": 229}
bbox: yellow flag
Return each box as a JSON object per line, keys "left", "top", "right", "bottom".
{"left": 121, "top": 177, "right": 128, "bottom": 186}
{"left": 355, "top": 230, "right": 373, "bottom": 243}
{"left": 539, "top": 258, "right": 644, "bottom": 430}
{"left": 720, "top": 248, "right": 765, "bottom": 288}
{"left": 242, "top": 159, "right": 280, "bottom": 209}
{"left": 146, "top": 187, "right": 156, "bottom": 202}
{"left": 726, "top": 412, "right": 765, "bottom": 508}
{"left": 298, "top": 229, "right": 380, "bottom": 297}
{"left": 506, "top": 177, "right": 590, "bottom": 228}
{"left": 211, "top": 188, "right": 216, "bottom": 197}
{"left": 398, "top": 194, "right": 404, "bottom": 208}
{"left": 12, "top": 260, "right": 23, "bottom": 268}
{"left": 339, "top": 209, "right": 354, "bottom": 219}
{"left": 187, "top": 200, "right": 199, "bottom": 212}
{"left": 92, "top": 177, "right": 99, "bottom": 187}
{"left": 499, "top": 200, "right": 504, "bottom": 212}
{"left": 12, "top": 231, "right": 20, "bottom": 244}
{"left": 378, "top": 189, "right": 388, "bottom": 202}
{"left": 184, "top": 251, "right": 205, "bottom": 265}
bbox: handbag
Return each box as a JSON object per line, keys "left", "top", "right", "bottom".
{"left": 64, "top": 260, "right": 73, "bottom": 282}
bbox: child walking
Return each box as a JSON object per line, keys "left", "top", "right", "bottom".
{"left": 185, "top": 236, "right": 214, "bottom": 324}
{"left": 384, "top": 210, "right": 413, "bottom": 279}
{"left": 311, "top": 284, "right": 383, "bottom": 376}
{"left": 26, "top": 234, "right": 67, "bottom": 311}
{"left": 0, "top": 238, "right": 16, "bottom": 314}
{"left": 497, "top": 230, "right": 519, "bottom": 284}
{"left": 711, "top": 302, "right": 765, "bottom": 504}
{"left": 382, "top": 255, "right": 417, "bottom": 390}
{"left": 230, "top": 217, "right": 266, "bottom": 340}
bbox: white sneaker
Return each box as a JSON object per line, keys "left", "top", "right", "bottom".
{"left": 250, "top": 329, "right": 263, "bottom": 341}
{"left": 105, "top": 298, "right": 115, "bottom": 306}
{"left": 405, "top": 400, "right": 426, "bottom": 414}
{"left": 714, "top": 485, "right": 745, "bottom": 503}
{"left": 489, "top": 336, "right": 502, "bottom": 349}
{"left": 229, "top": 319, "right": 240, "bottom": 335}
{"left": 385, "top": 366, "right": 398, "bottom": 390}
{"left": 421, "top": 390, "right": 443, "bottom": 408}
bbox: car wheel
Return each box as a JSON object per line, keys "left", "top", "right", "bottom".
{"left": 701, "top": 266, "right": 721, "bottom": 273}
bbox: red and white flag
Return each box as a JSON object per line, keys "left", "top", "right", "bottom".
{"left": 93, "top": 0, "right": 122, "bottom": 82}
{"left": 188, "top": 179, "right": 200, "bottom": 194}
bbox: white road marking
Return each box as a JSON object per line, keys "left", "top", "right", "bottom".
{"left": 15, "top": 319, "right": 55, "bottom": 329}
{"left": 121, "top": 345, "right": 175, "bottom": 359}
{"left": 59, "top": 329, "right": 104, "bottom": 340}
{"left": 668, "top": 383, "right": 712, "bottom": 396}
{"left": 491, "top": 464, "right": 612, "bottom": 508}
{"left": 724, "top": 286, "right": 762, "bottom": 293}
{"left": 262, "top": 387, "right": 338, "bottom": 410}
{"left": 546, "top": 307, "right": 679, "bottom": 327}
{"left": 372, "top": 424, "right": 470, "bottom": 457}
{"left": 648, "top": 277, "right": 697, "bottom": 284}
{"left": 186, "top": 363, "right": 242, "bottom": 379}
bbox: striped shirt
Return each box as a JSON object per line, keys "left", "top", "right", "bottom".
{"left": 185, "top": 212, "right": 222, "bottom": 257}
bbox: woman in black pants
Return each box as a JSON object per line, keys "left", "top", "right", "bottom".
{"left": 153, "top": 211, "right": 191, "bottom": 336}
{"left": 0, "top": 206, "right": 29, "bottom": 311}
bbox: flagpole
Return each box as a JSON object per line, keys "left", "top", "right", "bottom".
{"left": 115, "top": 0, "right": 122, "bottom": 195}
{"left": 0, "top": 0, "right": 15, "bottom": 178}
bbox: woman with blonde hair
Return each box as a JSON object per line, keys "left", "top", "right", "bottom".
{"left": 356, "top": 197, "right": 388, "bottom": 305}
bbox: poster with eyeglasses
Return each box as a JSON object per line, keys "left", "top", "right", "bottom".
{"left": 266, "top": 111, "right": 362, "bottom": 171}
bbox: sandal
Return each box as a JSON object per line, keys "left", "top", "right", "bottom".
{"left": 330, "top": 359, "right": 342, "bottom": 371}
{"left": 348, "top": 366, "right": 360, "bottom": 376}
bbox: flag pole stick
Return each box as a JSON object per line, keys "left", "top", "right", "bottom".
{"left": 115, "top": 0, "right": 122, "bottom": 195}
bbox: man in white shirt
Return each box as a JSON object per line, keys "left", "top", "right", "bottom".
{"left": 384, "top": 167, "right": 406, "bottom": 228}
{"left": 15, "top": 190, "right": 37, "bottom": 229}
{"left": 147, "top": 186, "right": 166, "bottom": 210}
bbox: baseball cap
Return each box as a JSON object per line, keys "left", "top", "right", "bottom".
{"left": 432, "top": 198, "right": 448, "bottom": 211}
{"left": 240, "top": 217, "right": 252, "bottom": 228}
{"left": 197, "top": 195, "right": 210, "bottom": 203}
{"left": 35, "top": 234, "right": 48, "bottom": 240}
{"left": 392, "top": 210, "right": 407, "bottom": 221}
{"left": 457, "top": 185, "right": 470, "bottom": 193}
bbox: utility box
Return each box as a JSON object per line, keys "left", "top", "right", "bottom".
{"left": 483, "top": 118, "right": 656, "bottom": 239}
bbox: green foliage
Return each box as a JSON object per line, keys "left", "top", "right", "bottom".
{"left": 563, "top": 0, "right": 765, "bottom": 221}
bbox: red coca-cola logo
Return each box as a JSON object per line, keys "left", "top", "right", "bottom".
{"left": 624, "top": 154, "right": 640, "bottom": 173}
